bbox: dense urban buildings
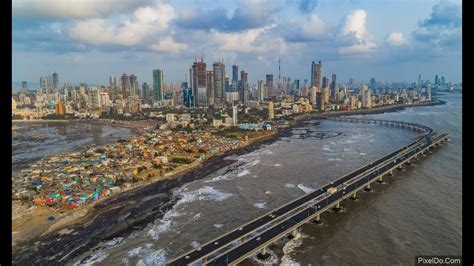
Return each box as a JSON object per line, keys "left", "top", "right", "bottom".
{"left": 12, "top": 59, "right": 460, "bottom": 122}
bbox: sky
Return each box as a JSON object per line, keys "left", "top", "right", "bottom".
{"left": 12, "top": 0, "right": 462, "bottom": 88}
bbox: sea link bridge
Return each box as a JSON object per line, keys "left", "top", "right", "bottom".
{"left": 168, "top": 117, "right": 449, "bottom": 266}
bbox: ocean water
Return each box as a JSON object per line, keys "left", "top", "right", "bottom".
{"left": 12, "top": 121, "right": 136, "bottom": 176}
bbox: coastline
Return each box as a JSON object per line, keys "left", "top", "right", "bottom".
{"left": 12, "top": 128, "right": 283, "bottom": 264}
{"left": 11, "top": 100, "right": 441, "bottom": 264}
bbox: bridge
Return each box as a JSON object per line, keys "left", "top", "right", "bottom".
{"left": 168, "top": 117, "right": 448, "bottom": 266}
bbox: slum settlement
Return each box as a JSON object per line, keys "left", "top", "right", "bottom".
{"left": 13, "top": 129, "right": 246, "bottom": 209}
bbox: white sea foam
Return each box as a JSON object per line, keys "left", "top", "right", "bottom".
{"left": 281, "top": 231, "right": 304, "bottom": 266}
{"left": 265, "top": 191, "right": 272, "bottom": 195}
{"left": 136, "top": 249, "right": 167, "bottom": 266}
{"left": 214, "top": 224, "right": 224, "bottom": 228}
{"left": 328, "top": 158, "right": 342, "bottom": 161}
{"left": 237, "top": 169, "right": 250, "bottom": 177}
{"left": 191, "top": 241, "right": 201, "bottom": 249}
{"left": 322, "top": 147, "right": 334, "bottom": 152}
{"left": 254, "top": 202, "right": 267, "bottom": 209}
{"left": 285, "top": 183, "right": 296, "bottom": 188}
{"left": 359, "top": 152, "right": 366, "bottom": 156}
{"left": 297, "top": 184, "right": 315, "bottom": 194}
{"left": 147, "top": 220, "right": 172, "bottom": 240}
{"left": 274, "top": 163, "right": 282, "bottom": 167}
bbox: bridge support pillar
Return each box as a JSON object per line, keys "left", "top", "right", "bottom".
{"left": 377, "top": 176, "right": 383, "bottom": 183}
{"left": 351, "top": 192, "right": 358, "bottom": 200}
{"left": 314, "top": 214, "right": 322, "bottom": 224}
{"left": 333, "top": 201, "right": 343, "bottom": 212}
{"left": 389, "top": 170, "right": 393, "bottom": 176}
{"left": 397, "top": 164, "right": 403, "bottom": 170}
{"left": 257, "top": 247, "right": 271, "bottom": 261}
{"left": 364, "top": 183, "right": 372, "bottom": 192}
{"left": 406, "top": 159, "right": 411, "bottom": 164}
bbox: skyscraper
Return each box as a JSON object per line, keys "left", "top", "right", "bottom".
{"left": 330, "top": 74, "right": 337, "bottom": 100}
{"left": 153, "top": 69, "right": 164, "bottom": 102}
{"left": 213, "top": 60, "right": 225, "bottom": 104}
{"left": 311, "top": 61, "right": 322, "bottom": 89}
{"left": 257, "top": 79, "right": 265, "bottom": 101}
{"left": 21, "top": 81, "right": 28, "bottom": 90}
{"left": 207, "top": 71, "right": 214, "bottom": 106}
{"left": 52, "top": 72, "right": 59, "bottom": 91}
{"left": 322, "top": 76, "right": 328, "bottom": 89}
{"left": 266, "top": 74, "right": 273, "bottom": 96}
{"left": 417, "top": 74, "right": 422, "bottom": 88}
{"left": 232, "top": 65, "right": 239, "bottom": 84}
{"left": 142, "top": 82, "right": 151, "bottom": 100}
{"left": 129, "top": 74, "right": 138, "bottom": 97}
{"left": 121, "top": 73, "right": 129, "bottom": 98}
{"left": 40, "top": 75, "right": 53, "bottom": 94}
{"left": 240, "top": 70, "right": 248, "bottom": 103}
{"left": 191, "top": 58, "right": 207, "bottom": 106}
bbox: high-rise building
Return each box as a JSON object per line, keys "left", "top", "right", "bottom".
{"left": 40, "top": 75, "right": 53, "bottom": 94}
{"left": 311, "top": 86, "right": 317, "bottom": 105}
{"left": 417, "top": 74, "right": 422, "bottom": 89}
{"left": 191, "top": 58, "right": 207, "bottom": 106}
{"left": 213, "top": 60, "right": 225, "bottom": 104}
{"left": 266, "top": 74, "right": 273, "bottom": 96}
{"left": 239, "top": 70, "right": 248, "bottom": 103}
{"left": 316, "top": 91, "right": 325, "bottom": 111}
{"left": 129, "top": 74, "right": 138, "bottom": 97}
{"left": 207, "top": 71, "right": 214, "bottom": 106}
{"left": 322, "top": 76, "right": 328, "bottom": 89}
{"left": 88, "top": 87, "right": 101, "bottom": 109}
{"left": 142, "top": 82, "right": 151, "bottom": 100}
{"left": 183, "top": 87, "right": 194, "bottom": 108}
{"left": 311, "top": 61, "right": 322, "bottom": 89}
{"left": 52, "top": 72, "right": 59, "bottom": 91}
{"left": 361, "top": 84, "right": 372, "bottom": 108}
{"left": 257, "top": 80, "right": 265, "bottom": 101}
{"left": 109, "top": 75, "right": 117, "bottom": 88}
{"left": 268, "top": 101, "right": 274, "bottom": 120}
{"left": 121, "top": 73, "right": 130, "bottom": 98}
{"left": 232, "top": 65, "right": 239, "bottom": 84}
{"left": 435, "top": 75, "right": 439, "bottom": 85}
{"left": 153, "top": 69, "right": 164, "bottom": 102}
{"left": 427, "top": 84, "right": 432, "bottom": 101}
{"left": 232, "top": 105, "right": 238, "bottom": 126}
{"left": 21, "top": 81, "right": 28, "bottom": 90}
{"left": 330, "top": 74, "right": 336, "bottom": 100}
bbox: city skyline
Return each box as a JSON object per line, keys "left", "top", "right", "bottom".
{"left": 13, "top": 0, "right": 461, "bottom": 86}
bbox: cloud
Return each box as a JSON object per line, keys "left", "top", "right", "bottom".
{"left": 281, "top": 14, "right": 330, "bottom": 43}
{"left": 12, "top": 0, "right": 154, "bottom": 20}
{"left": 412, "top": 1, "right": 461, "bottom": 52}
{"left": 337, "top": 9, "right": 376, "bottom": 55}
{"left": 385, "top": 32, "right": 407, "bottom": 46}
{"left": 420, "top": 0, "right": 461, "bottom": 28}
{"left": 298, "top": 0, "right": 319, "bottom": 13}
{"left": 69, "top": 3, "right": 177, "bottom": 48}
{"left": 176, "top": 1, "right": 278, "bottom": 32}
{"left": 149, "top": 37, "right": 188, "bottom": 53}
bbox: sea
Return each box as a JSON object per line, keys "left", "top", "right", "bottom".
{"left": 12, "top": 121, "right": 136, "bottom": 177}
{"left": 12, "top": 93, "right": 462, "bottom": 265}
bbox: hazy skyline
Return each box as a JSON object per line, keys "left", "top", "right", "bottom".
{"left": 12, "top": 0, "right": 462, "bottom": 87}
